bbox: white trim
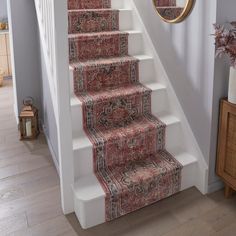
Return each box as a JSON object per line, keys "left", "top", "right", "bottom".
{"left": 208, "top": 180, "right": 224, "bottom": 194}
{"left": 42, "top": 125, "right": 60, "bottom": 175}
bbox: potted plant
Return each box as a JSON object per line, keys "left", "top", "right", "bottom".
{"left": 213, "top": 22, "right": 236, "bottom": 104}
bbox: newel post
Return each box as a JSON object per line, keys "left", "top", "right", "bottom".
{"left": 53, "top": 0, "right": 74, "bottom": 214}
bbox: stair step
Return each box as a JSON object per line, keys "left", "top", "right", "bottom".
{"left": 73, "top": 150, "right": 197, "bottom": 229}
{"left": 71, "top": 56, "right": 139, "bottom": 93}
{"left": 69, "top": 55, "right": 155, "bottom": 95}
{"left": 70, "top": 82, "right": 168, "bottom": 136}
{"left": 68, "top": 9, "right": 119, "bottom": 34}
{"left": 68, "top": 30, "right": 143, "bottom": 62}
{"left": 72, "top": 111, "right": 183, "bottom": 179}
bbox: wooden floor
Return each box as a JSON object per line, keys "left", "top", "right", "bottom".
{"left": 1, "top": 80, "right": 236, "bottom": 236}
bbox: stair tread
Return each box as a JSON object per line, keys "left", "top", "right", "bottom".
{"left": 76, "top": 83, "right": 150, "bottom": 103}
{"left": 72, "top": 111, "right": 180, "bottom": 151}
{"left": 74, "top": 150, "right": 197, "bottom": 201}
{"left": 71, "top": 82, "right": 166, "bottom": 106}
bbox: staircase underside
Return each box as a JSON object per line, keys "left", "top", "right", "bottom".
{"left": 68, "top": 0, "right": 198, "bottom": 229}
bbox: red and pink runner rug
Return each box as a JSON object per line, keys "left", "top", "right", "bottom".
{"left": 68, "top": 0, "right": 182, "bottom": 221}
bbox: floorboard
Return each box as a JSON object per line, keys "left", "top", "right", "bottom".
{"left": 1, "top": 80, "right": 236, "bottom": 236}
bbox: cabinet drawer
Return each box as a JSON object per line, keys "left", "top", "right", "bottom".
{"left": 217, "top": 99, "right": 236, "bottom": 190}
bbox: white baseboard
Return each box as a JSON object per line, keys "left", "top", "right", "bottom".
{"left": 208, "top": 180, "right": 224, "bottom": 194}
{"left": 42, "top": 125, "right": 60, "bottom": 175}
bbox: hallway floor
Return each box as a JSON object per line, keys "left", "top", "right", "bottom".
{"left": 1, "top": 80, "right": 236, "bottom": 236}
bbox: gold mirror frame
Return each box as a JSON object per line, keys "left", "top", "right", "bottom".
{"left": 153, "top": 0, "right": 195, "bottom": 24}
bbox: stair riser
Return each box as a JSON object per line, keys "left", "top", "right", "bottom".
{"left": 119, "top": 10, "right": 133, "bottom": 31}
{"left": 69, "top": 32, "right": 143, "bottom": 63}
{"left": 68, "top": 10, "right": 133, "bottom": 34}
{"left": 111, "top": 0, "right": 125, "bottom": 9}
{"left": 74, "top": 160, "right": 196, "bottom": 229}
{"left": 68, "top": 0, "right": 111, "bottom": 10}
{"left": 73, "top": 121, "right": 182, "bottom": 179}
{"left": 69, "top": 57, "right": 155, "bottom": 95}
{"left": 71, "top": 88, "right": 167, "bottom": 135}
{"left": 69, "top": 33, "right": 128, "bottom": 62}
{"left": 74, "top": 195, "right": 105, "bottom": 229}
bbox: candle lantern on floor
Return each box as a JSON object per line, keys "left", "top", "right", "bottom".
{"left": 19, "top": 97, "right": 39, "bottom": 140}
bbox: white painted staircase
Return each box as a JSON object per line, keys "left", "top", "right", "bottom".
{"left": 34, "top": 0, "right": 208, "bottom": 229}
{"left": 68, "top": 0, "right": 208, "bottom": 229}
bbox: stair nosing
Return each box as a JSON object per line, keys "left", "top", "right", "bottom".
{"left": 73, "top": 151, "right": 197, "bottom": 201}
{"left": 68, "top": 30, "right": 141, "bottom": 38}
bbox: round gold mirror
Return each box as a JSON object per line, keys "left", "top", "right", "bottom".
{"left": 153, "top": 0, "right": 195, "bottom": 23}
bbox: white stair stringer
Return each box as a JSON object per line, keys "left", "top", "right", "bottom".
{"left": 115, "top": 0, "right": 209, "bottom": 193}
{"left": 70, "top": 0, "right": 209, "bottom": 229}
{"left": 73, "top": 150, "right": 197, "bottom": 229}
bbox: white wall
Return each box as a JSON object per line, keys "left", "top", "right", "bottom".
{"left": 0, "top": 0, "right": 7, "bottom": 19}
{"left": 8, "top": 0, "right": 59, "bottom": 163}
{"left": 8, "top": 0, "right": 42, "bottom": 118}
{"left": 133, "top": 0, "right": 218, "bottom": 189}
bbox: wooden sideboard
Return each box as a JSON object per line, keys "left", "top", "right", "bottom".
{"left": 0, "top": 31, "right": 12, "bottom": 77}
{"left": 217, "top": 98, "right": 236, "bottom": 197}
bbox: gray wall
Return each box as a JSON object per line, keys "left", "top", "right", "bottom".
{"left": 8, "top": 0, "right": 42, "bottom": 118}
{"left": 133, "top": 0, "right": 218, "bottom": 187}
{"left": 0, "top": 0, "right": 7, "bottom": 19}
{"left": 8, "top": 0, "right": 59, "bottom": 163}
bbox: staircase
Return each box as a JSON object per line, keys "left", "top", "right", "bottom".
{"left": 68, "top": 0, "right": 205, "bottom": 229}
{"left": 34, "top": 0, "right": 208, "bottom": 230}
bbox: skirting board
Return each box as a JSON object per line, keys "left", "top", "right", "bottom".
{"left": 42, "top": 125, "right": 60, "bottom": 175}
{"left": 208, "top": 180, "right": 224, "bottom": 194}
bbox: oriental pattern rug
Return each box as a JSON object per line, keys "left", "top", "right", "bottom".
{"left": 68, "top": 0, "right": 182, "bottom": 221}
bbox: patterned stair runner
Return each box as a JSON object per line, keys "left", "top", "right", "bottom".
{"left": 68, "top": 9, "right": 119, "bottom": 34}
{"left": 68, "top": 0, "right": 183, "bottom": 221}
